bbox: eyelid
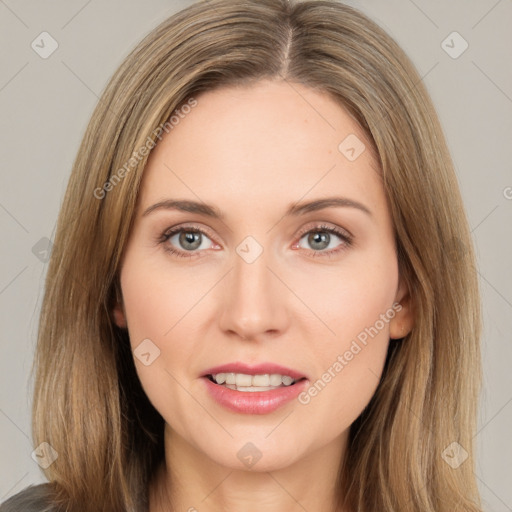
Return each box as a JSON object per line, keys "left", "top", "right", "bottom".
{"left": 294, "top": 221, "right": 353, "bottom": 241}
{"left": 162, "top": 223, "right": 218, "bottom": 242}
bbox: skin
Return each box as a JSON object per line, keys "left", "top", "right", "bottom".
{"left": 113, "top": 79, "right": 414, "bottom": 512}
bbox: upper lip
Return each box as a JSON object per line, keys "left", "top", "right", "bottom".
{"left": 202, "top": 362, "right": 307, "bottom": 380}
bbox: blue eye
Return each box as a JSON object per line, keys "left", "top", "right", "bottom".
{"left": 160, "top": 226, "right": 215, "bottom": 258}
{"left": 169, "top": 230, "right": 211, "bottom": 251}
{"left": 295, "top": 225, "right": 352, "bottom": 257}
{"left": 159, "top": 223, "right": 352, "bottom": 259}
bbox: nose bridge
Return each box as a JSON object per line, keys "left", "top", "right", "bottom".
{"left": 218, "top": 242, "right": 288, "bottom": 339}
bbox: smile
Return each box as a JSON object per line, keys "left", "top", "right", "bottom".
{"left": 202, "top": 374, "right": 309, "bottom": 414}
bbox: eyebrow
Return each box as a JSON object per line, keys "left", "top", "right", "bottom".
{"left": 142, "top": 196, "right": 372, "bottom": 219}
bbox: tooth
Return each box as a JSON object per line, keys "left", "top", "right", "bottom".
{"left": 236, "top": 386, "right": 275, "bottom": 392}
{"left": 225, "top": 384, "right": 237, "bottom": 390}
{"left": 213, "top": 372, "right": 298, "bottom": 387}
{"left": 252, "top": 374, "right": 270, "bottom": 386}
{"left": 235, "top": 373, "right": 253, "bottom": 386}
{"left": 269, "top": 374, "right": 282, "bottom": 386}
{"left": 281, "top": 375, "right": 294, "bottom": 386}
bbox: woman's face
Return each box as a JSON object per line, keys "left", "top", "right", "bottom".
{"left": 114, "top": 80, "right": 413, "bottom": 471}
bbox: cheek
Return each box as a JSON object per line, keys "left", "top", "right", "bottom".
{"left": 120, "top": 250, "right": 211, "bottom": 348}
{"left": 290, "top": 250, "right": 398, "bottom": 423}
{"left": 118, "top": 252, "right": 191, "bottom": 399}
{"left": 118, "top": 255, "right": 206, "bottom": 426}
{"left": 291, "top": 247, "right": 399, "bottom": 349}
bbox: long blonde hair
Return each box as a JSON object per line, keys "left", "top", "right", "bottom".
{"left": 30, "top": 0, "right": 482, "bottom": 510}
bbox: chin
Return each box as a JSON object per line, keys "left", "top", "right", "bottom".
{"left": 199, "top": 431, "right": 309, "bottom": 472}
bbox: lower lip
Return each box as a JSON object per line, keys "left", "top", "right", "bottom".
{"left": 202, "top": 376, "right": 309, "bottom": 415}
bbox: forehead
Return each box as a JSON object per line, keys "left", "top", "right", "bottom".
{"left": 137, "top": 80, "right": 384, "bottom": 219}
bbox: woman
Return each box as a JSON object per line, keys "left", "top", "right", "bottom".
{"left": 0, "top": 0, "right": 483, "bottom": 511}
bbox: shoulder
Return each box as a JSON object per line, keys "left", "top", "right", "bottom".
{"left": 0, "top": 483, "right": 57, "bottom": 512}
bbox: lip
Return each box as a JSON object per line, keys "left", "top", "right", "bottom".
{"left": 202, "top": 375, "right": 309, "bottom": 415}
{"left": 202, "top": 361, "right": 307, "bottom": 380}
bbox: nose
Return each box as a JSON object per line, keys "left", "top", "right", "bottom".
{"left": 217, "top": 243, "right": 290, "bottom": 342}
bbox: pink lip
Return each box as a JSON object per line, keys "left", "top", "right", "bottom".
{"left": 201, "top": 362, "right": 309, "bottom": 415}
{"left": 202, "top": 376, "right": 309, "bottom": 415}
{"left": 202, "top": 362, "right": 307, "bottom": 380}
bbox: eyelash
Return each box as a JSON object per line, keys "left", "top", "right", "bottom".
{"left": 158, "top": 223, "right": 353, "bottom": 260}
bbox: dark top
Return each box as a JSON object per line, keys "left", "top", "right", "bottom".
{"left": 0, "top": 484, "right": 57, "bottom": 512}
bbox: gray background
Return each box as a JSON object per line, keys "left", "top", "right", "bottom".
{"left": 0, "top": 0, "right": 511, "bottom": 509}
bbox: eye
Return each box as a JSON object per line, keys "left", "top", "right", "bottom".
{"left": 159, "top": 225, "right": 219, "bottom": 259}
{"left": 293, "top": 224, "right": 352, "bottom": 257}
{"left": 158, "top": 223, "right": 353, "bottom": 260}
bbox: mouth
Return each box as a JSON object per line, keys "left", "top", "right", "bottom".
{"left": 201, "top": 362, "right": 308, "bottom": 392}
{"left": 201, "top": 364, "right": 310, "bottom": 414}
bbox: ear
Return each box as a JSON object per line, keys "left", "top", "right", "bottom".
{"left": 111, "top": 284, "right": 127, "bottom": 329}
{"left": 389, "top": 278, "right": 414, "bottom": 340}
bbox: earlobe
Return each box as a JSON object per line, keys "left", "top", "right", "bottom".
{"left": 112, "top": 301, "right": 127, "bottom": 328}
{"left": 389, "top": 279, "right": 414, "bottom": 339}
{"left": 111, "top": 283, "right": 127, "bottom": 328}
